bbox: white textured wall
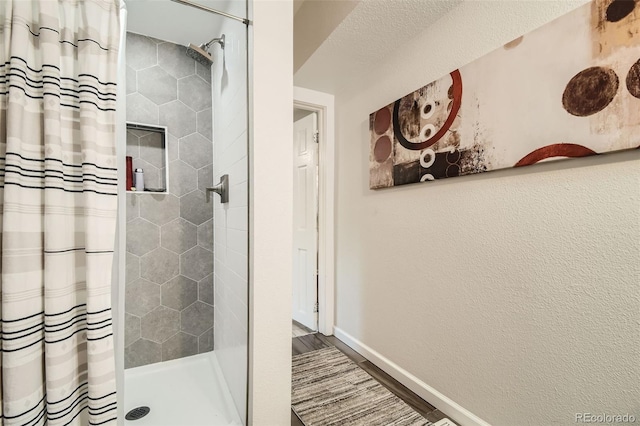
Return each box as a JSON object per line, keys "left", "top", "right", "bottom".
{"left": 333, "top": 2, "right": 640, "bottom": 426}
{"left": 212, "top": 15, "right": 249, "bottom": 425}
{"left": 249, "top": 0, "right": 294, "bottom": 424}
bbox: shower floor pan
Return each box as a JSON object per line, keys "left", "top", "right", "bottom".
{"left": 125, "top": 352, "right": 242, "bottom": 426}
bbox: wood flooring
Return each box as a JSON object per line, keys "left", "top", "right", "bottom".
{"left": 292, "top": 320, "right": 315, "bottom": 338}
{"left": 291, "top": 333, "right": 449, "bottom": 425}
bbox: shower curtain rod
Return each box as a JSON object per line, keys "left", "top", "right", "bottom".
{"left": 169, "top": 0, "right": 250, "bottom": 25}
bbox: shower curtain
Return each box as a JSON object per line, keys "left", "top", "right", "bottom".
{"left": 0, "top": 0, "right": 120, "bottom": 425}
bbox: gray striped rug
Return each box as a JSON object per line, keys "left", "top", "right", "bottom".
{"left": 292, "top": 347, "right": 433, "bottom": 426}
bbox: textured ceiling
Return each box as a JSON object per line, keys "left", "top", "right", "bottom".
{"left": 294, "top": 0, "right": 463, "bottom": 97}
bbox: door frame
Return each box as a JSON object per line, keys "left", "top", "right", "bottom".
{"left": 292, "top": 111, "right": 318, "bottom": 330}
{"left": 293, "top": 86, "right": 335, "bottom": 336}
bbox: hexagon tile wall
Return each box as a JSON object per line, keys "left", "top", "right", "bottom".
{"left": 124, "top": 32, "right": 215, "bottom": 369}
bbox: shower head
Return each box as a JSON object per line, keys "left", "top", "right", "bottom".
{"left": 186, "top": 43, "right": 213, "bottom": 66}
{"left": 186, "top": 34, "right": 225, "bottom": 67}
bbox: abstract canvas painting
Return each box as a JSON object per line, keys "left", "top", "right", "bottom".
{"left": 369, "top": 0, "right": 640, "bottom": 189}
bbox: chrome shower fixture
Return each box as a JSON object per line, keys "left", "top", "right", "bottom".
{"left": 186, "top": 34, "right": 225, "bottom": 67}
{"left": 202, "top": 34, "right": 225, "bottom": 51}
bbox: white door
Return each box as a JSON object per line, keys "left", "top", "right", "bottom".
{"left": 292, "top": 111, "right": 319, "bottom": 330}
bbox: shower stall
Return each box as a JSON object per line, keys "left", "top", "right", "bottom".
{"left": 115, "top": 0, "right": 250, "bottom": 424}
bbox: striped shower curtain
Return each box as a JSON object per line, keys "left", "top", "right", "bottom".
{"left": 0, "top": 0, "right": 120, "bottom": 425}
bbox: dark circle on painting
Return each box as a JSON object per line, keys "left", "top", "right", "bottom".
{"left": 446, "top": 164, "right": 460, "bottom": 178}
{"left": 606, "top": 0, "right": 636, "bottom": 22}
{"left": 562, "top": 67, "right": 619, "bottom": 116}
{"left": 626, "top": 59, "right": 640, "bottom": 98}
{"left": 446, "top": 149, "right": 461, "bottom": 164}
{"left": 374, "top": 136, "right": 392, "bottom": 163}
{"left": 423, "top": 104, "right": 432, "bottom": 115}
{"left": 393, "top": 70, "right": 463, "bottom": 151}
{"left": 374, "top": 107, "right": 391, "bottom": 135}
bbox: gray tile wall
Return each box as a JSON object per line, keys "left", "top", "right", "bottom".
{"left": 125, "top": 32, "right": 214, "bottom": 369}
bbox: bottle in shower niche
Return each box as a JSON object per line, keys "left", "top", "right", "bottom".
{"left": 134, "top": 168, "right": 144, "bottom": 192}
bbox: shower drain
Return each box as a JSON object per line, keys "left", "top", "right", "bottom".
{"left": 125, "top": 406, "right": 150, "bottom": 421}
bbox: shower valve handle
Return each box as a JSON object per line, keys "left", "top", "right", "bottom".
{"left": 206, "top": 174, "right": 229, "bottom": 203}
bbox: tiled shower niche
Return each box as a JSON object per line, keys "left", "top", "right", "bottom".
{"left": 126, "top": 123, "right": 168, "bottom": 193}
{"left": 124, "top": 32, "right": 215, "bottom": 369}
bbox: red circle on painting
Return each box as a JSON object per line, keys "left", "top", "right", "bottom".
{"left": 515, "top": 143, "right": 596, "bottom": 167}
{"left": 374, "top": 136, "right": 392, "bottom": 163}
{"left": 374, "top": 107, "right": 391, "bottom": 135}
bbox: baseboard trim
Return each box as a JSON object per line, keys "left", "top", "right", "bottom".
{"left": 333, "top": 327, "right": 491, "bottom": 426}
